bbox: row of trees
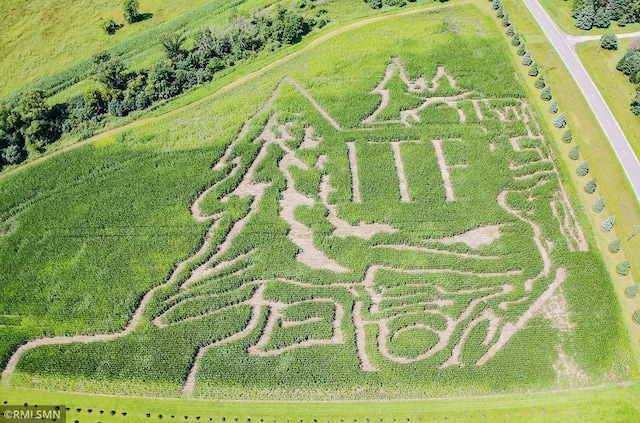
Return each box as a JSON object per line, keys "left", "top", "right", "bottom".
{"left": 364, "top": 0, "right": 418, "bottom": 9}
{"left": 0, "top": 6, "right": 320, "bottom": 170}
{"left": 573, "top": 0, "right": 640, "bottom": 30}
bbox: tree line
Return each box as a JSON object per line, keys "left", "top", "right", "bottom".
{"left": 0, "top": 5, "right": 324, "bottom": 171}
{"left": 572, "top": 0, "right": 640, "bottom": 29}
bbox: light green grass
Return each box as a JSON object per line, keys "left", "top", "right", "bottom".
{"left": 2, "top": 383, "right": 640, "bottom": 422}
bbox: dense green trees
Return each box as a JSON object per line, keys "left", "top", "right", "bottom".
{"left": 600, "top": 34, "right": 618, "bottom": 50}
{"left": 124, "top": 0, "right": 141, "bottom": 24}
{"left": 573, "top": 0, "right": 640, "bottom": 28}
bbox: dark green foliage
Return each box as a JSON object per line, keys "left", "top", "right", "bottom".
{"left": 575, "top": 4, "right": 595, "bottom": 30}
{"left": 584, "top": 178, "right": 597, "bottom": 194}
{"left": 370, "top": 0, "right": 382, "bottom": 9}
{"left": 535, "top": 76, "right": 545, "bottom": 89}
{"left": 124, "top": 0, "right": 141, "bottom": 24}
{"left": 502, "top": 13, "right": 510, "bottom": 27}
{"left": 600, "top": 33, "right": 618, "bottom": 50}
{"left": 517, "top": 44, "right": 526, "bottom": 56}
{"left": 511, "top": 33, "right": 520, "bottom": 46}
{"left": 521, "top": 51, "right": 532, "bottom": 66}
{"left": 160, "top": 33, "right": 187, "bottom": 62}
{"left": 601, "top": 215, "right": 616, "bottom": 232}
{"left": 528, "top": 63, "right": 539, "bottom": 77}
{"left": 562, "top": 129, "right": 572, "bottom": 143}
{"left": 1, "top": 144, "right": 25, "bottom": 165}
{"left": 594, "top": 7, "right": 610, "bottom": 28}
{"left": 91, "top": 52, "right": 128, "bottom": 91}
{"left": 617, "top": 260, "right": 631, "bottom": 276}
{"left": 554, "top": 112, "right": 566, "bottom": 128}
{"left": 100, "top": 18, "right": 123, "bottom": 35}
{"left": 505, "top": 24, "right": 515, "bottom": 37}
{"left": 592, "top": 196, "right": 605, "bottom": 212}
{"left": 548, "top": 101, "right": 558, "bottom": 114}
{"left": 541, "top": 87, "right": 552, "bottom": 101}
{"left": 609, "top": 238, "right": 622, "bottom": 253}
{"left": 625, "top": 284, "right": 638, "bottom": 298}
{"left": 569, "top": 145, "right": 580, "bottom": 160}
{"left": 631, "top": 94, "right": 640, "bottom": 115}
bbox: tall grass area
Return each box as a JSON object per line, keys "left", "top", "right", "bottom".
{"left": 1, "top": 3, "right": 634, "bottom": 400}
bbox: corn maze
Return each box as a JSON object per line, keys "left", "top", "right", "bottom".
{"left": 4, "top": 54, "right": 614, "bottom": 397}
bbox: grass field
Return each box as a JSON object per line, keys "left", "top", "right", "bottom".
{"left": 1, "top": 2, "right": 635, "bottom": 404}
{"left": 2, "top": 383, "right": 640, "bottom": 422}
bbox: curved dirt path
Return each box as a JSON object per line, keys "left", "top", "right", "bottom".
{"left": 0, "top": 4, "right": 457, "bottom": 182}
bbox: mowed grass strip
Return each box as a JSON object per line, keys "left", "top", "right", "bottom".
{"left": 1, "top": 384, "right": 640, "bottom": 422}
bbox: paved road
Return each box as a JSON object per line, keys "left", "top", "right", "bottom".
{"left": 522, "top": 0, "right": 640, "bottom": 203}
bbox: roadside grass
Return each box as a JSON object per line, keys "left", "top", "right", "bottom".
{"left": 499, "top": 0, "right": 640, "bottom": 361}
{"left": 575, "top": 39, "right": 640, "bottom": 160}
{"left": 536, "top": 0, "right": 640, "bottom": 35}
{"left": 1, "top": 383, "right": 640, "bottom": 422}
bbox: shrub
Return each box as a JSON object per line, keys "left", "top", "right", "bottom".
{"left": 528, "top": 63, "right": 539, "bottom": 77}
{"left": 512, "top": 33, "right": 521, "bottom": 46}
{"left": 594, "top": 7, "right": 610, "bottom": 28}
{"left": 562, "top": 129, "right": 572, "bottom": 143}
{"left": 521, "top": 51, "right": 532, "bottom": 66}
{"left": 609, "top": 238, "right": 621, "bottom": 253}
{"left": 517, "top": 44, "right": 526, "bottom": 56}
{"left": 575, "top": 4, "right": 595, "bottom": 30}
{"left": 617, "top": 260, "right": 631, "bottom": 276}
{"left": 601, "top": 215, "right": 615, "bottom": 232}
{"left": 497, "top": 6, "right": 504, "bottom": 18}
{"left": 502, "top": 14, "right": 510, "bottom": 27}
{"left": 576, "top": 160, "right": 589, "bottom": 176}
{"left": 541, "top": 87, "right": 552, "bottom": 101}
{"left": 631, "top": 94, "right": 640, "bottom": 115}
{"left": 625, "top": 284, "right": 638, "bottom": 299}
{"left": 600, "top": 33, "right": 618, "bottom": 50}
{"left": 101, "top": 18, "right": 123, "bottom": 35}
{"left": 569, "top": 145, "right": 580, "bottom": 160}
{"left": 592, "top": 196, "right": 605, "bottom": 212}
{"left": 492, "top": 0, "right": 501, "bottom": 10}
{"left": 2, "top": 144, "right": 26, "bottom": 165}
{"left": 535, "top": 77, "right": 545, "bottom": 89}
{"left": 584, "top": 178, "right": 597, "bottom": 194}
{"left": 370, "top": 0, "right": 382, "bottom": 9}
{"left": 548, "top": 101, "right": 558, "bottom": 114}
{"left": 634, "top": 310, "right": 640, "bottom": 325}
{"left": 554, "top": 112, "right": 566, "bottom": 128}
{"left": 505, "top": 25, "right": 515, "bottom": 37}
{"left": 124, "top": 0, "right": 141, "bottom": 24}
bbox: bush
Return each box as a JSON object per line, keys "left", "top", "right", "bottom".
{"left": 521, "top": 51, "right": 532, "bottom": 66}
{"left": 370, "top": 0, "right": 382, "bottom": 9}
{"left": 600, "top": 33, "right": 618, "bottom": 50}
{"left": 562, "top": 129, "right": 572, "bottom": 143}
{"left": 497, "top": 6, "right": 504, "bottom": 18}
{"left": 541, "top": 87, "right": 552, "bottom": 101}
{"left": 601, "top": 215, "right": 615, "bottom": 232}
{"left": 569, "top": 145, "right": 580, "bottom": 160}
{"left": 617, "top": 260, "right": 631, "bottom": 276}
{"left": 548, "top": 101, "right": 558, "bottom": 114}
{"left": 512, "top": 33, "right": 520, "bottom": 46}
{"left": 634, "top": 310, "right": 640, "bottom": 325}
{"left": 124, "top": 0, "right": 141, "bottom": 24}
{"left": 609, "top": 238, "right": 621, "bottom": 253}
{"left": 631, "top": 95, "right": 640, "bottom": 115}
{"left": 594, "top": 7, "right": 610, "bottom": 28}
{"left": 576, "top": 160, "right": 589, "bottom": 176}
{"left": 492, "top": 0, "right": 501, "bottom": 10}
{"left": 517, "top": 44, "right": 526, "bottom": 56}
{"left": 584, "top": 178, "right": 597, "bottom": 194}
{"left": 554, "top": 112, "right": 566, "bottom": 128}
{"left": 575, "top": 4, "right": 595, "bottom": 30}
{"left": 505, "top": 25, "right": 515, "bottom": 37}
{"left": 502, "top": 14, "right": 510, "bottom": 27}
{"left": 2, "top": 144, "right": 26, "bottom": 165}
{"left": 528, "top": 63, "right": 539, "bottom": 77}
{"left": 625, "top": 284, "right": 638, "bottom": 299}
{"left": 101, "top": 18, "right": 123, "bottom": 35}
{"left": 592, "top": 196, "right": 605, "bottom": 212}
{"left": 535, "top": 76, "right": 545, "bottom": 89}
